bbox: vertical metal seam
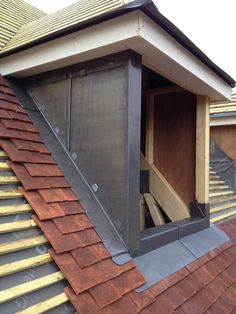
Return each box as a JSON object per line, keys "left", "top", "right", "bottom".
{"left": 66, "top": 74, "right": 72, "bottom": 151}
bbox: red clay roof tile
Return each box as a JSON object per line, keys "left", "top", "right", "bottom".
{"left": 163, "top": 267, "right": 190, "bottom": 289}
{"left": 104, "top": 294, "right": 139, "bottom": 314}
{"left": 65, "top": 288, "right": 103, "bottom": 314}
{"left": 0, "top": 109, "right": 11, "bottom": 119}
{"left": 53, "top": 214, "right": 93, "bottom": 234}
{"left": 0, "top": 84, "right": 15, "bottom": 96}
{"left": 210, "top": 283, "right": 236, "bottom": 313}
{"left": 129, "top": 290, "right": 156, "bottom": 310}
{"left": 34, "top": 217, "right": 83, "bottom": 253}
{"left": 6, "top": 110, "right": 31, "bottom": 122}
{"left": 112, "top": 268, "right": 146, "bottom": 295}
{"left": 89, "top": 280, "right": 122, "bottom": 308}
{"left": 24, "top": 163, "right": 63, "bottom": 176}
{"left": 0, "top": 139, "right": 54, "bottom": 163}
{"left": 9, "top": 161, "right": 69, "bottom": 190}
{"left": 13, "top": 139, "right": 49, "bottom": 153}
{"left": 141, "top": 297, "right": 173, "bottom": 314}
{"left": 2, "top": 119, "right": 38, "bottom": 133}
{"left": 39, "top": 188, "right": 78, "bottom": 203}
{"left": 150, "top": 280, "right": 168, "bottom": 297}
{"left": 0, "top": 121, "right": 43, "bottom": 142}
{"left": 175, "top": 277, "right": 197, "bottom": 300}
{"left": 49, "top": 201, "right": 84, "bottom": 215}
{"left": 75, "top": 228, "right": 101, "bottom": 247}
{"left": 71, "top": 243, "right": 110, "bottom": 268}
{"left": 21, "top": 189, "right": 65, "bottom": 220}
{"left": 66, "top": 259, "right": 134, "bottom": 295}
{"left": 163, "top": 285, "right": 188, "bottom": 310}
{"left": 0, "top": 99, "right": 25, "bottom": 113}
{"left": 0, "top": 93, "right": 20, "bottom": 104}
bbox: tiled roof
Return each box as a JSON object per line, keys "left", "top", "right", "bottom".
{"left": 0, "top": 75, "right": 236, "bottom": 313}
{"left": 210, "top": 89, "right": 236, "bottom": 116}
{"left": 0, "top": 0, "right": 46, "bottom": 50}
{"left": 0, "top": 0, "right": 134, "bottom": 54}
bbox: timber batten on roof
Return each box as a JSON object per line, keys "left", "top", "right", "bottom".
{"left": 210, "top": 90, "right": 236, "bottom": 115}
{"left": 0, "top": 0, "right": 135, "bottom": 54}
{"left": 0, "top": 0, "right": 46, "bottom": 50}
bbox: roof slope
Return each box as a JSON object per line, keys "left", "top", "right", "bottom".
{"left": 0, "top": 0, "right": 46, "bottom": 50}
{"left": 0, "top": 75, "right": 236, "bottom": 313}
{"left": 1, "top": 0, "right": 134, "bottom": 54}
{"left": 0, "top": 77, "right": 74, "bottom": 313}
{"left": 211, "top": 89, "right": 236, "bottom": 116}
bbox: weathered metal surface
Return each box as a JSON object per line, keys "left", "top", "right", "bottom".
{"left": 29, "top": 80, "right": 69, "bottom": 146}
{"left": 25, "top": 51, "right": 142, "bottom": 251}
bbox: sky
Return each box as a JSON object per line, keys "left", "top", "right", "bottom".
{"left": 25, "top": 0, "right": 236, "bottom": 81}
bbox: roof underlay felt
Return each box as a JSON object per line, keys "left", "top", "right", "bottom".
{"left": 0, "top": 75, "right": 236, "bottom": 313}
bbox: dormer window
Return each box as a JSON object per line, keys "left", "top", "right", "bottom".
{"left": 24, "top": 50, "right": 210, "bottom": 255}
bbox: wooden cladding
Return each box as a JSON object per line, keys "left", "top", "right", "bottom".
{"left": 153, "top": 91, "right": 196, "bottom": 206}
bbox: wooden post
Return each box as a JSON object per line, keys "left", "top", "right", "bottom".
{"left": 145, "top": 94, "right": 154, "bottom": 163}
{"left": 196, "top": 96, "right": 210, "bottom": 204}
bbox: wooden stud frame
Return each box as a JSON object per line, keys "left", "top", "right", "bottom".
{"left": 145, "top": 94, "right": 154, "bottom": 164}
{"left": 196, "top": 96, "right": 210, "bottom": 204}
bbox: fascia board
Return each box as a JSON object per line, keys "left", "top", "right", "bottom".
{"left": 135, "top": 12, "right": 231, "bottom": 101}
{"left": 0, "top": 11, "right": 231, "bottom": 101}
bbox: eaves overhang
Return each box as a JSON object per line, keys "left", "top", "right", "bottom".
{"left": 0, "top": 0, "right": 235, "bottom": 90}
{"left": 0, "top": 8, "right": 233, "bottom": 101}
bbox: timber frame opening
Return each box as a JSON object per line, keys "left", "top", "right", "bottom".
{"left": 138, "top": 66, "right": 210, "bottom": 255}
{"left": 21, "top": 51, "right": 210, "bottom": 256}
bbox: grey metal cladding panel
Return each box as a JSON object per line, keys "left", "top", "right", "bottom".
{"left": 70, "top": 66, "right": 128, "bottom": 236}
{"left": 29, "top": 80, "right": 68, "bottom": 146}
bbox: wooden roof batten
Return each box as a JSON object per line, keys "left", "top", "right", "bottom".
{"left": 0, "top": 145, "right": 72, "bottom": 312}
{"left": 0, "top": 0, "right": 46, "bottom": 50}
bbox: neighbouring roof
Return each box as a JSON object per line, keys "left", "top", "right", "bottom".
{"left": 0, "top": 75, "right": 236, "bottom": 313}
{"left": 211, "top": 89, "right": 236, "bottom": 116}
{"left": 0, "top": 0, "right": 133, "bottom": 54}
{"left": 0, "top": 0, "right": 46, "bottom": 50}
{"left": 0, "top": 0, "right": 235, "bottom": 88}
